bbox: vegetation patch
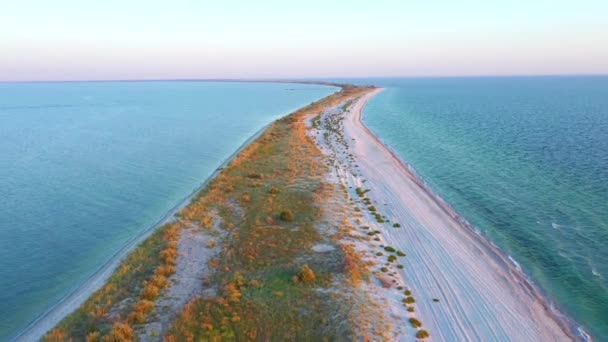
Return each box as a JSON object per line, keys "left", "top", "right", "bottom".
{"left": 409, "top": 317, "right": 422, "bottom": 328}
{"left": 355, "top": 187, "right": 370, "bottom": 197}
{"left": 45, "top": 85, "right": 406, "bottom": 341}
{"left": 163, "top": 85, "right": 376, "bottom": 340}
{"left": 416, "top": 330, "right": 430, "bottom": 339}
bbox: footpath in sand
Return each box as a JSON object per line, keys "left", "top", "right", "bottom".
{"left": 310, "top": 88, "right": 580, "bottom": 341}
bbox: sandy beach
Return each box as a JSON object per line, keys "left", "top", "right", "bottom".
{"left": 29, "top": 84, "right": 590, "bottom": 341}
{"left": 326, "top": 88, "right": 582, "bottom": 341}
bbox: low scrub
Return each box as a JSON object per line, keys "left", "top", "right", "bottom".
{"left": 416, "top": 330, "right": 430, "bottom": 339}
{"left": 296, "top": 264, "right": 317, "bottom": 283}
{"left": 279, "top": 210, "right": 295, "bottom": 222}
{"left": 409, "top": 317, "right": 422, "bottom": 328}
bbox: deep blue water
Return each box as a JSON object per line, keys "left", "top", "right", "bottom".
{"left": 0, "top": 81, "right": 336, "bottom": 340}
{"left": 355, "top": 76, "right": 608, "bottom": 340}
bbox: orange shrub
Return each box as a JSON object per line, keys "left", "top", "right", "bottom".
{"left": 224, "top": 283, "right": 242, "bottom": 303}
{"left": 141, "top": 282, "right": 160, "bottom": 300}
{"left": 160, "top": 245, "right": 177, "bottom": 265}
{"left": 298, "top": 264, "right": 316, "bottom": 283}
{"left": 103, "top": 322, "right": 133, "bottom": 341}
{"left": 151, "top": 274, "right": 168, "bottom": 288}
{"left": 155, "top": 265, "right": 175, "bottom": 277}
{"left": 44, "top": 328, "right": 66, "bottom": 341}
{"left": 86, "top": 331, "right": 101, "bottom": 342}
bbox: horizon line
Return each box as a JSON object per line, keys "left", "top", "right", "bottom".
{"left": 1, "top": 73, "right": 607, "bottom": 84}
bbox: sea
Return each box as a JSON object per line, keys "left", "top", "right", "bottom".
{"left": 353, "top": 76, "right": 608, "bottom": 340}
{"left": 0, "top": 81, "right": 337, "bottom": 340}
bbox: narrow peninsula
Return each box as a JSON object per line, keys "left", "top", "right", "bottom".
{"left": 33, "top": 84, "right": 580, "bottom": 341}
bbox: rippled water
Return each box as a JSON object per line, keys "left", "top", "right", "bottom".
{"left": 358, "top": 76, "right": 608, "bottom": 340}
{"left": 0, "top": 81, "right": 336, "bottom": 340}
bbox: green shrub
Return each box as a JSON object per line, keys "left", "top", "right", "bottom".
{"left": 416, "top": 330, "right": 430, "bottom": 339}
{"left": 409, "top": 317, "right": 422, "bottom": 328}
{"left": 356, "top": 187, "right": 370, "bottom": 197}
{"left": 384, "top": 246, "right": 396, "bottom": 253}
{"left": 280, "top": 210, "right": 295, "bottom": 222}
{"left": 403, "top": 296, "right": 415, "bottom": 304}
{"left": 392, "top": 223, "right": 401, "bottom": 228}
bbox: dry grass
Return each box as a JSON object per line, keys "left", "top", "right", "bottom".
{"left": 164, "top": 86, "right": 377, "bottom": 340}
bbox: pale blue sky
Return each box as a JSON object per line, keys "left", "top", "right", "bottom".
{"left": 1, "top": 0, "right": 607, "bottom": 80}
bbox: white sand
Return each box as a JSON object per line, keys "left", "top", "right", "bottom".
{"left": 324, "top": 89, "right": 579, "bottom": 341}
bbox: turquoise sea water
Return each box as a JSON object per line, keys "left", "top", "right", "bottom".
{"left": 0, "top": 81, "right": 336, "bottom": 340}
{"left": 356, "top": 77, "right": 607, "bottom": 340}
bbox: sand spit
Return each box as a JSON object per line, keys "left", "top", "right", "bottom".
{"left": 308, "top": 88, "right": 584, "bottom": 341}
{"left": 21, "top": 83, "right": 588, "bottom": 341}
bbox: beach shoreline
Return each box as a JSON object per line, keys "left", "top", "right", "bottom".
{"left": 15, "top": 125, "right": 273, "bottom": 342}
{"left": 343, "top": 88, "right": 587, "bottom": 341}
{"left": 20, "top": 82, "right": 592, "bottom": 341}
{"left": 14, "top": 84, "right": 341, "bottom": 341}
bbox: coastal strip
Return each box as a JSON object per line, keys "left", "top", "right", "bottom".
{"left": 28, "top": 83, "right": 588, "bottom": 341}
{"left": 36, "top": 85, "right": 392, "bottom": 341}
{"left": 16, "top": 85, "right": 339, "bottom": 342}
{"left": 16, "top": 123, "right": 275, "bottom": 342}
{"left": 337, "top": 88, "right": 585, "bottom": 341}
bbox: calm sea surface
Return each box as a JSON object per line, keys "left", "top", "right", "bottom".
{"left": 0, "top": 81, "right": 336, "bottom": 340}
{"left": 357, "top": 76, "right": 608, "bottom": 340}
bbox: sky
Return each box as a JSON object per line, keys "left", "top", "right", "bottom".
{"left": 1, "top": 0, "right": 607, "bottom": 81}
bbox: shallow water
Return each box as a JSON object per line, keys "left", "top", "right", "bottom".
{"left": 0, "top": 81, "right": 336, "bottom": 340}
{"left": 357, "top": 76, "right": 608, "bottom": 340}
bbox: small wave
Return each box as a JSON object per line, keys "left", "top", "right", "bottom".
{"left": 591, "top": 268, "right": 601, "bottom": 278}
{"left": 551, "top": 222, "right": 561, "bottom": 229}
{"left": 508, "top": 255, "right": 522, "bottom": 271}
{"left": 577, "top": 326, "right": 593, "bottom": 342}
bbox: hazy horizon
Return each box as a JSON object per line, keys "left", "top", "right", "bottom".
{"left": 2, "top": 74, "right": 608, "bottom": 84}
{"left": 2, "top": 0, "right": 607, "bottom": 81}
